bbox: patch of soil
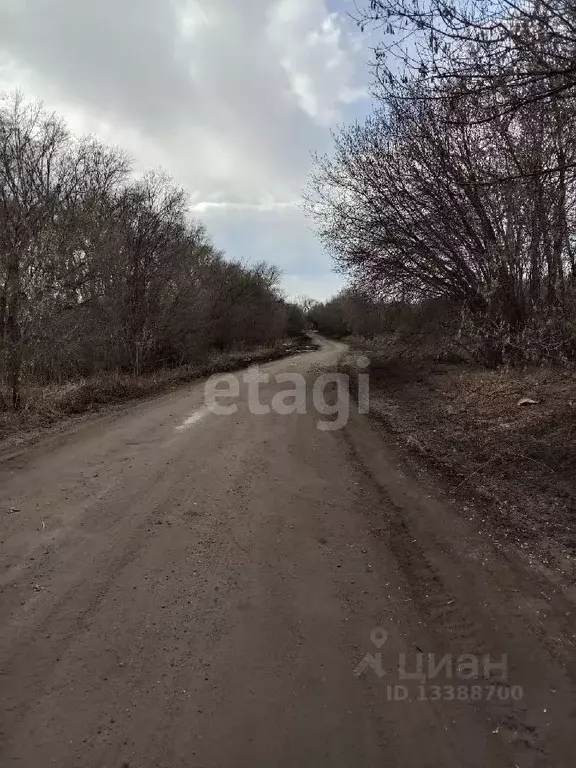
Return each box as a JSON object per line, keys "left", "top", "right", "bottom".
{"left": 342, "top": 340, "right": 576, "bottom": 582}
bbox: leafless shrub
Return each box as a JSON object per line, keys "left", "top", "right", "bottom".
{"left": 305, "top": 71, "right": 576, "bottom": 364}
{"left": 0, "top": 93, "right": 305, "bottom": 410}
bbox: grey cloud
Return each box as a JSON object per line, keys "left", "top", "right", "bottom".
{"left": 0, "top": 0, "right": 365, "bottom": 298}
{"left": 0, "top": 0, "right": 192, "bottom": 133}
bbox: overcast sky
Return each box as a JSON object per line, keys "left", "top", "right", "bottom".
{"left": 0, "top": 0, "right": 373, "bottom": 301}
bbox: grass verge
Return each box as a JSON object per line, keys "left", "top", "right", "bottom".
{"left": 0, "top": 336, "right": 317, "bottom": 442}
{"left": 341, "top": 334, "right": 576, "bottom": 580}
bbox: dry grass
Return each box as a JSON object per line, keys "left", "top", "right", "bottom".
{"left": 0, "top": 338, "right": 315, "bottom": 441}
{"left": 342, "top": 334, "right": 576, "bottom": 578}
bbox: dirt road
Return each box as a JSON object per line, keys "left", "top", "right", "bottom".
{"left": 1, "top": 338, "right": 574, "bottom": 767}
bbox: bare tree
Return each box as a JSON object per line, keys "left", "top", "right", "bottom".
{"left": 360, "top": 0, "right": 576, "bottom": 120}
{"left": 306, "top": 72, "right": 576, "bottom": 363}
{"left": 0, "top": 93, "right": 71, "bottom": 406}
{"left": 0, "top": 93, "right": 296, "bottom": 408}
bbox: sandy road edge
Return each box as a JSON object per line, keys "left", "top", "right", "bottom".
{"left": 0, "top": 337, "right": 321, "bottom": 465}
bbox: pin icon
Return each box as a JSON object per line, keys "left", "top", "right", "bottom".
{"left": 370, "top": 627, "right": 388, "bottom": 648}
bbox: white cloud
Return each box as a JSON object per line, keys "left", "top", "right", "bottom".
{"left": 268, "top": 0, "right": 366, "bottom": 124}
{"left": 191, "top": 200, "right": 299, "bottom": 214}
{"left": 0, "top": 0, "right": 366, "bottom": 301}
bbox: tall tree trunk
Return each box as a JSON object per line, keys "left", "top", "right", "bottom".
{"left": 5, "top": 253, "right": 22, "bottom": 409}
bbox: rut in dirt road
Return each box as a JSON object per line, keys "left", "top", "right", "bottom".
{"left": 0, "top": 338, "right": 574, "bottom": 767}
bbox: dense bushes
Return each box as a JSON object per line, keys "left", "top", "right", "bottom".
{"left": 306, "top": 0, "right": 576, "bottom": 366}
{"left": 0, "top": 94, "right": 304, "bottom": 407}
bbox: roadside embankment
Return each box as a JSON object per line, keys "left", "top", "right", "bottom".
{"left": 0, "top": 335, "right": 318, "bottom": 443}
{"left": 340, "top": 335, "right": 576, "bottom": 582}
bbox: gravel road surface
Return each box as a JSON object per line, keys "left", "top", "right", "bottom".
{"left": 1, "top": 338, "right": 574, "bottom": 767}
